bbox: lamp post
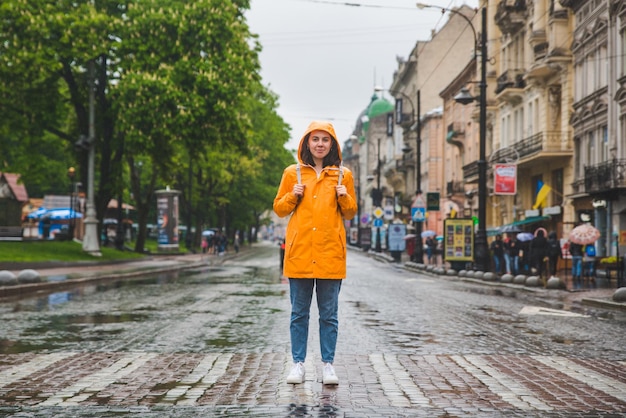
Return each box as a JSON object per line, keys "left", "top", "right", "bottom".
{"left": 82, "top": 60, "right": 101, "bottom": 255}
{"left": 375, "top": 137, "right": 382, "bottom": 252}
{"left": 67, "top": 167, "right": 76, "bottom": 240}
{"left": 391, "top": 88, "right": 424, "bottom": 263}
{"left": 417, "top": 3, "right": 489, "bottom": 272}
{"left": 414, "top": 90, "right": 423, "bottom": 264}
{"left": 348, "top": 135, "right": 362, "bottom": 247}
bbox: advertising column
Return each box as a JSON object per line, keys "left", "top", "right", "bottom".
{"left": 155, "top": 188, "right": 181, "bottom": 252}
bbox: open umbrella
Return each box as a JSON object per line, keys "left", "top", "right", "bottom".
{"left": 421, "top": 230, "right": 436, "bottom": 238}
{"left": 517, "top": 232, "right": 534, "bottom": 242}
{"left": 403, "top": 234, "right": 417, "bottom": 240}
{"left": 499, "top": 224, "right": 522, "bottom": 233}
{"left": 569, "top": 224, "right": 600, "bottom": 245}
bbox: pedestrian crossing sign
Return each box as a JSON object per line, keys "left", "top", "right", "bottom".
{"left": 412, "top": 207, "right": 425, "bottom": 222}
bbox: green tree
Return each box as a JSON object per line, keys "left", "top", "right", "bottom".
{"left": 1, "top": 0, "right": 273, "bottom": 253}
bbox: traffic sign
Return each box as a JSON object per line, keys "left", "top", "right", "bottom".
{"left": 411, "top": 194, "right": 426, "bottom": 208}
{"left": 412, "top": 207, "right": 425, "bottom": 222}
{"left": 373, "top": 218, "right": 384, "bottom": 227}
{"left": 373, "top": 207, "right": 384, "bottom": 219}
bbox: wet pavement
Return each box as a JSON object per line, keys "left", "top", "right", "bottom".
{"left": 0, "top": 242, "right": 625, "bottom": 417}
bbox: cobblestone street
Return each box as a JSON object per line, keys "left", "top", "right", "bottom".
{"left": 0, "top": 242, "right": 625, "bottom": 417}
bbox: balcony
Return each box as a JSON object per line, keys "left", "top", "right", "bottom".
{"left": 463, "top": 161, "right": 479, "bottom": 183}
{"left": 495, "top": 0, "right": 527, "bottom": 35}
{"left": 446, "top": 181, "right": 464, "bottom": 196}
{"left": 510, "top": 131, "right": 572, "bottom": 166}
{"left": 495, "top": 69, "right": 526, "bottom": 104}
{"left": 584, "top": 159, "right": 626, "bottom": 195}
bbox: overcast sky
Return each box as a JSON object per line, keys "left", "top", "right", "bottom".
{"left": 245, "top": 0, "right": 479, "bottom": 151}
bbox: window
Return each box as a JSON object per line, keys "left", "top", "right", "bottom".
{"left": 574, "top": 136, "right": 581, "bottom": 178}
{"left": 601, "top": 126, "right": 608, "bottom": 162}
{"left": 551, "top": 169, "right": 563, "bottom": 206}
{"left": 587, "top": 131, "right": 595, "bottom": 165}
{"left": 622, "top": 29, "right": 626, "bottom": 77}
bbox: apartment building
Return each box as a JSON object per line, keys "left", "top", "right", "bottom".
{"left": 563, "top": 0, "right": 626, "bottom": 258}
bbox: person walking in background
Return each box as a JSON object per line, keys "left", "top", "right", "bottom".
{"left": 569, "top": 240, "right": 584, "bottom": 289}
{"left": 583, "top": 243, "right": 596, "bottom": 287}
{"left": 530, "top": 230, "right": 549, "bottom": 281}
{"left": 273, "top": 121, "right": 357, "bottom": 386}
{"left": 425, "top": 236, "right": 436, "bottom": 265}
{"left": 546, "top": 231, "right": 562, "bottom": 278}
{"left": 490, "top": 234, "right": 505, "bottom": 274}
{"left": 506, "top": 234, "right": 520, "bottom": 275}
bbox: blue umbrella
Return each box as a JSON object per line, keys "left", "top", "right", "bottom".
{"left": 517, "top": 232, "right": 534, "bottom": 242}
{"left": 26, "top": 207, "right": 48, "bottom": 219}
{"left": 44, "top": 208, "right": 83, "bottom": 220}
{"left": 421, "top": 230, "right": 436, "bottom": 238}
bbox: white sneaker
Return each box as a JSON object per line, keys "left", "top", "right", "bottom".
{"left": 322, "top": 362, "right": 339, "bottom": 385}
{"left": 286, "top": 362, "right": 305, "bottom": 384}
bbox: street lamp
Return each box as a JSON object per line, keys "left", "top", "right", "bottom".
{"left": 416, "top": 3, "right": 489, "bottom": 272}
{"left": 67, "top": 167, "right": 76, "bottom": 240}
{"left": 348, "top": 135, "right": 362, "bottom": 247}
{"left": 370, "top": 138, "right": 383, "bottom": 252}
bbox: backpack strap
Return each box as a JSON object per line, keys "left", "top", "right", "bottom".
{"left": 296, "top": 163, "right": 301, "bottom": 185}
{"left": 337, "top": 161, "right": 343, "bottom": 185}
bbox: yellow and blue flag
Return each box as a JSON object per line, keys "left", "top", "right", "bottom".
{"left": 532, "top": 182, "right": 551, "bottom": 209}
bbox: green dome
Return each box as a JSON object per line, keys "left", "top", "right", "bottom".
{"left": 367, "top": 95, "right": 394, "bottom": 119}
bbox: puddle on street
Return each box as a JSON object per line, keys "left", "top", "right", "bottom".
{"left": 0, "top": 263, "right": 288, "bottom": 354}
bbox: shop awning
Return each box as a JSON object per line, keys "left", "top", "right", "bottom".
{"left": 486, "top": 216, "right": 550, "bottom": 237}
{"left": 509, "top": 215, "right": 550, "bottom": 227}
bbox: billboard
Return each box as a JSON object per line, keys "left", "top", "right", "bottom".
{"left": 444, "top": 218, "right": 474, "bottom": 262}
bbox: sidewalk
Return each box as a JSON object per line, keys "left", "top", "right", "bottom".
{"left": 0, "top": 251, "right": 234, "bottom": 300}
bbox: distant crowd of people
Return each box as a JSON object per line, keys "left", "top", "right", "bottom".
{"left": 201, "top": 231, "right": 240, "bottom": 255}
{"left": 488, "top": 230, "right": 596, "bottom": 287}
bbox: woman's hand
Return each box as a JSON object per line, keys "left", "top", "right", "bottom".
{"left": 335, "top": 185, "right": 347, "bottom": 197}
{"left": 293, "top": 183, "right": 305, "bottom": 198}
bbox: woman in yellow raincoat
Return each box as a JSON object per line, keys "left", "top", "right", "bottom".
{"left": 273, "top": 121, "right": 357, "bottom": 385}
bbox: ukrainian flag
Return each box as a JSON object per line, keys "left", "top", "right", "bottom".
{"left": 532, "top": 182, "right": 551, "bottom": 209}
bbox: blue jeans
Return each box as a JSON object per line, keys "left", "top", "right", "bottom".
{"left": 503, "top": 253, "right": 512, "bottom": 274}
{"left": 493, "top": 255, "right": 502, "bottom": 273}
{"left": 572, "top": 256, "right": 582, "bottom": 278}
{"left": 512, "top": 255, "right": 519, "bottom": 275}
{"left": 289, "top": 278, "right": 342, "bottom": 364}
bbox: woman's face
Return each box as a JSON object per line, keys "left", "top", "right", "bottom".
{"left": 308, "top": 130, "right": 332, "bottom": 162}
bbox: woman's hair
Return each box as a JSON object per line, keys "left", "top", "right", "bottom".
{"left": 300, "top": 133, "right": 341, "bottom": 167}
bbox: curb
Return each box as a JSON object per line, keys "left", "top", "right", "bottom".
{"left": 398, "top": 259, "right": 626, "bottom": 312}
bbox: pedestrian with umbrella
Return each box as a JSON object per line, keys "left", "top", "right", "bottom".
{"left": 568, "top": 224, "right": 601, "bottom": 289}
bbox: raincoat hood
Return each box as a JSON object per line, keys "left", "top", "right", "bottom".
{"left": 297, "top": 120, "right": 342, "bottom": 164}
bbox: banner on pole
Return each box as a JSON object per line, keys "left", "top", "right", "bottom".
{"left": 494, "top": 163, "right": 517, "bottom": 195}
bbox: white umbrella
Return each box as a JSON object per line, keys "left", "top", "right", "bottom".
{"left": 421, "top": 230, "right": 436, "bottom": 238}
{"left": 569, "top": 224, "right": 600, "bottom": 245}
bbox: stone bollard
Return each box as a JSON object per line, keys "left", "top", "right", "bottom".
{"left": 546, "top": 276, "right": 565, "bottom": 290}
{"left": 500, "top": 273, "right": 514, "bottom": 283}
{"left": 513, "top": 274, "right": 527, "bottom": 285}
{"left": 525, "top": 276, "right": 541, "bottom": 287}
{"left": 613, "top": 287, "right": 626, "bottom": 303}
{"left": 482, "top": 272, "right": 496, "bottom": 281}
{"left": 17, "top": 269, "right": 42, "bottom": 284}
{"left": 0, "top": 270, "right": 18, "bottom": 286}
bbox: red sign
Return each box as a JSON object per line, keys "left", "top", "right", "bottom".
{"left": 493, "top": 163, "right": 517, "bottom": 195}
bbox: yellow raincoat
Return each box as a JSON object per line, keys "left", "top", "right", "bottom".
{"left": 273, "top": 121, "right": 358, "bottom": 279}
